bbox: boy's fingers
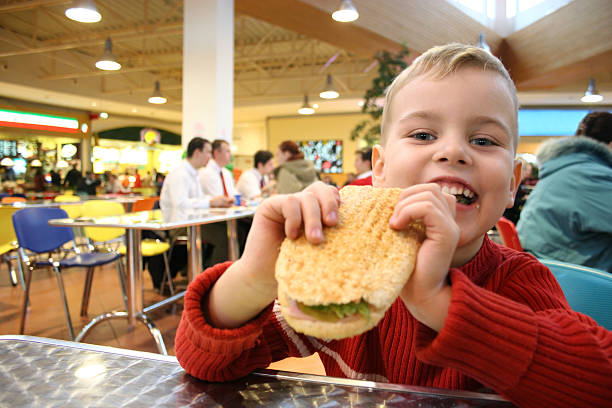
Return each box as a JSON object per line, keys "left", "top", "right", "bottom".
{"left": 298, "top": 191, "right": 325, "bottom": 243}
{"left": 308, "top": 182, "right": 340, "bottom": 226}
{"left": 280, "top": 195, "right": 303, "bottom": 239}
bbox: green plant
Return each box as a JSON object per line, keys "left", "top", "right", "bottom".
{"left": 351, "top": 46, "right": 410, "bottom": 146}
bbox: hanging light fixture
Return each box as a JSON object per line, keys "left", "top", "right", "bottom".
{"left": 65, "top": 0, "right": 102, "bottom": 23}
{"left": 477, "top": 32, "right": 491, "bottom": 54}
{"left": 319, "top": 74, "right": 339, "bottom": 99}
{"left": 580, "top": 77, "right": 603, "bottom": 103}
{"left": 148, "top": 81, "right": 167, "bottom": 104}
{"left": 332, "top": 0, "right": 359, "bottom": 22}
{"left": 298, "top": 95, "right": 315, "bottom": 115}
{"left": 95, "top": 38, "right": 121, "bottom": 71}
{"left": 0, "top": 157, "right": 14, "bottom": 166}
{"left": 30, "top": 159, "right": 42, "bottom": 167}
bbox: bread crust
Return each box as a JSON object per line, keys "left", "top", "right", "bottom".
{"left": 275, "top": 186, "right": 424, "bottom": 339}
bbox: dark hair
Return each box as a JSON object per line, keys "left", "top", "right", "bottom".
{"left": 356, "top": 147, "right": 373, "bottom": 164}
{"left": 186, "top": 137, "right": 210, "bottom": 158}
{"left": 279, "top": 141, "right": 304, "bottom": 160}
{"left": 212, "top": 139, "right": 229, "bottom": 153}
{"left": 254, "top": 150, "right": 273, "bottom": 168}
{"left": 575, "top": 111, "right": 612, "bottom": 144}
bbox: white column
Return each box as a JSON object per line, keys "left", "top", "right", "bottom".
{"left": 182, "top": 0, "right": 234, "bottom": 150}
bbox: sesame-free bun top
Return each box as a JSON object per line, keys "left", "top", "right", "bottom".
{"left": 275, "top": 186, "right": 425, "bottom": 310}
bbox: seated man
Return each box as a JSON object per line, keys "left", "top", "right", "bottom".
{"left": 236, "top": 150, "right": 275, "bottom": 200}
{"left": 348, "top": 147, "right": 373, "bottom": 186}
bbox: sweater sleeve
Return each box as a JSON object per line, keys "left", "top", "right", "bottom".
{"left": 174, "top": 262, "right": 292, "bottom": 381}
{"left": 415, "top": 261, "right": 612, "bottom": 407}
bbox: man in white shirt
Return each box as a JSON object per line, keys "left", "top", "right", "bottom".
{"left": 197, "top": 139, "right": 252, "bottom": 267}
{"left": 198, "top": 139, "right": 237, "bottom": 199}
{"left": 236, "top": 150, "right": 275, "bottom": 200}
{"left": 348, "top": 147, "right": 373, "bottom": 186}
{"left": 161, "top": 137, "right": 233, "bottom": 223}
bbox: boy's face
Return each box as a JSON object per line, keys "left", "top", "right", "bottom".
{"left": 373, "top": 67, "right": 521, "bottom": 253}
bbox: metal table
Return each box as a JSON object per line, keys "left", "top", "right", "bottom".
{"left": 0, "top": 335, "right": 513, "bottom": 407}
{"left": 48, "top": 207, "right": 255, "bottom": 355}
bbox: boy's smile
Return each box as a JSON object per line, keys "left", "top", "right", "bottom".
{"left": 373, "top": 67, "right": 521, "bottom": 263}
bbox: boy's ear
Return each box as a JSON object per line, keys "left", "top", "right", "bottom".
{"left": 506, "top": 158, "right": 522, "bottom": 208}
{"left": 371, "top": 144, "right": 385, "bottom": 187}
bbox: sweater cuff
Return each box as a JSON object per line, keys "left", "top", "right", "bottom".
{"left": 415, "top": 268, "right": 538, "bottom": 391}
{"left": 175, "top": 262, "right": 274, "bottom": 357}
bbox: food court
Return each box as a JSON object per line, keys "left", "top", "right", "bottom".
{"left": 0, "top": 1, "right": 610, "bottom": 406}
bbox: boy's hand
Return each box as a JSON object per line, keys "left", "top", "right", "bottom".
{"left": 237, "top": 181, "right": 341, "bottom": 300}
{"left": 389, "top": 183, "right": 460, "bottom": 331}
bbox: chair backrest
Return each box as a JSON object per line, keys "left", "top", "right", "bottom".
{"left": 540, "top": 259, "right": 612, "bottom": 330}
{"left": 54, "top": 195, "right": 81, "bottom": 203}
{"left": 12, "top": 207, "right": 74, "bottom": 253}
{"left": 2, "top": 196, "right": 26, "bottom": 204}
{"left": 496, "top": 216, "right": 523, "bottom": 251}
{"left": 0, "top": 207, "right": 18, "bottom": 253}
{"left": 132, "top": 197, "right": 158, "bottom": 212}
{"left": 81, "top": 200, "right": 125, "bottom": 242}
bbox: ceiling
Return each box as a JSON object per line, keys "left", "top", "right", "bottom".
{"left": 0, "top": 0, "right": 610, "bottom": 125}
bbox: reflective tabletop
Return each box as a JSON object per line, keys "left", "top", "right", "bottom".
{"left": 0, "top": 335, "right": 513, "bottom": 407}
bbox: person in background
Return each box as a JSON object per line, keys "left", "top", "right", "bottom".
{"left": 343, "top": 172, "right": 356, "bottom": 186}
{"left": 106, "top": 173, "right": 129, "bottom": 194}
{"left": 348, "top": 147, "right": 373, "bottom": 186}
{"left": 517, "top": 111, "right": 612, "bottom": 272}
{"left": 158, "top": 137, "right": 233, "bottom": 288}
{"left": 154, "top": 171, "right": 165, "bottom": 196}
{"left": 236, "top": 150, "right": 275, "bottom": 200}
{"left": 49, "top": 169, "right": 61, "bottom": 189}
{"left": 77, "top": 171, "right": 100, "bottom": 196}
{"left": 274, "top": 141, "right": 318, "bottom": 194}
{"left": 63, "top": 164, "right": 82, "bottom": 190}
{"left": 198, "top": 139, "right": 238, "bottom": 199}
{"left": 33, "top": 168, "right": 46, "bottom": 192}
{"left": 174, "top": 43, "right": 611, "bottom": 406}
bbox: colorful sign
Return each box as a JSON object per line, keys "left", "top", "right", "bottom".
{"left": 0, "top": 109, "right": 79, "bottom": 133}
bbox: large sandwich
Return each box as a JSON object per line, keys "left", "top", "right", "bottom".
{"left": 275, "top": 185, "right": 425, "bottom": 340}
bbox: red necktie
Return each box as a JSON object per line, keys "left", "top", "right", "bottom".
{"left": 260, "top": 177, "right": 265, "bottom": 189}
{"left": 220, "top": 170, "right": 229, "bottom": 197}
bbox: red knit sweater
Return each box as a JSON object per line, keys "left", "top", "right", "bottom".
{"left": 175, "top": 236, "right": 612, "bottom": 407}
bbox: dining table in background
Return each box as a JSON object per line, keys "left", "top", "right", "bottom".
{"left": 48, "top": 207, "right": 255, "bottom": 355}
{"left": 0, "top": 335, "right": 514, "bottom": 407}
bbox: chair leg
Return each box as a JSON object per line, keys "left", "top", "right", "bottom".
{"left": 80, "top": 267, "right": 95, "bottom": 317}
{"left": 162, "top": 252, "right": 174, "bottom": 296}
{"left": 4, "top": 254, "right": 17, "bottom": 286}
{"left": 15, "top": 252, "right": 26, "bottom": 291}
{"left": 54, "top": 266, "right": 75, "bottom": 341}
{"left": 19, "top": 262, "right": 34, "bottom": 335}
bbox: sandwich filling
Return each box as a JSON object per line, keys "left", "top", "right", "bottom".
{"left": 288, "top": 297, "right": 371, "bottom": 323}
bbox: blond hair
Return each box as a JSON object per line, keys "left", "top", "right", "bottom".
{"left": 380, "top": 43, "right": 519, "bottom": 148}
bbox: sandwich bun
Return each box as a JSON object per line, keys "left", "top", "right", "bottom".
{"left": 275, "top": 186, "right": 424, "bottom": 340}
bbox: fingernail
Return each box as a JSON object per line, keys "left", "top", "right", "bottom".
{"left": 327, "top": 211, "right": 337, "bottom": 222}
{"left": 311, "top": 227, "right": 323, "bottom": 240}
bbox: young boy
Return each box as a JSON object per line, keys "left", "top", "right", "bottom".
{"left": 175, "top": 44, "right": 612, "bottom": 406}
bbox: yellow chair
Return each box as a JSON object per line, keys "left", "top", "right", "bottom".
{"left": 54, "top": 195, "right": 83, "bottom": 219}
{"left": 0, "top": 207, "right": 24, "bottom": 288}
{"left": 81, "top": 200, "right": 174, "bottom": 296}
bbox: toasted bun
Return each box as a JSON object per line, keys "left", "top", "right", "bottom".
{"left": 276, "top": 186, "right": 424, "bottom": 339}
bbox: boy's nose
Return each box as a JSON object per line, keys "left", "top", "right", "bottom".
{"left": 432, "top": 141, "right": 472, "bottom": 166}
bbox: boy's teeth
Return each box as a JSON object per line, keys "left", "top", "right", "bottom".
{"left": 439, "top": 184, "right": 475, "bottom": 199}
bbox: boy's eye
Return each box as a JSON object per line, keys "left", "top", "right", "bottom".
{"left": 409, "top": 132, "right": 435, "bottom": 141}
{"left": 470, "top": 137, "right": 496, "bottom": 146}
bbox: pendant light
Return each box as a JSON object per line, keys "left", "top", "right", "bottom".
{"left": 148, "top": 81, "right": 167, "bottom": 104}
{"left": 332, "top": 0, "right": 359, "bottom": 22}
{"left": 95, "top": 38, "right": 121, "bottom": 71}
{"left": 298, "top": 95, "right": 315, "bottom": 115}
{"left": 319, "top": 74, "right": 339, "bottom": 99}
{"left": 580, "top": 78, "right": 603, "bottom": 103}
{"left": 65, "top": 0, "right": 102, "bottom": 23}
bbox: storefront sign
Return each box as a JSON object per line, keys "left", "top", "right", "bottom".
{"left": 0, "top": 109, "right": 79, "bottom": 133}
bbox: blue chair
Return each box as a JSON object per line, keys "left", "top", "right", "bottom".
{"left": 12, "top": 207, "right": 122, "bottom": 340}
{"left": 540, "top": 259, "right": 612, "bottom": 330}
